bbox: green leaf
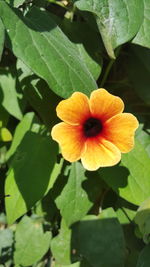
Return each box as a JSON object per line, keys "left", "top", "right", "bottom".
{"left": 6, "top": 112, "right": 36, "bottom": 162}
{"left": 55, "top": 162, "right": 103, "bottom": 227}
{"left": 0, "top": 105, "right": 9, "bottom": 128}
{"left": 0, "top": 127, "right": 12, "bottom": 142}
{"left": 0, "top": 67, "right": 23, "bottom": 120}
{"left": 100, "top": 136, "right": 150, "bottom": 206}
{"left": 124, "top": 224, "right": 143, "bottom": 267}
{"left": 54, "top": 263, "right": 80, "bottom": 267}
{"left": 14, "top": 216, "right": 51, "bottom": 266}
{"left": 0, "top": 2, "right": 97, "bottom": 98}
{"left": 136, "top": 126, "right": 150, "bottom": 156}
{"left": 0, "top": 228, "right": 13, "bottom": 264}
{"left": 0, "top": 18, "right": 4, "bottom": 60}
{"left": 75, "top": 0, "right": 143, "bottom": 58}
{"left": 116, "top": 208, "right": 136, "bottom": 224}
{"left": 128, "top": 45, "right": 150, "bottom": 105}
{"left": 17, "top": 60, "right": 60, "bottom": 128}
{"left": 72, "top": 210, "right": 125, "bottom": 267}
{"left": 45, "top": 157, "right": 64, "bottom": 196}
{"left": 6, "top": 0, "right": 26, "bottom": 7}
{"left": 120, "top": 140, "right": 150, "bottom": 205}
{"left": 134, "top": 197, "right": 150, "bottom": 244}
{"left": 17, "top": 59, "right": 33, "bottom": 81}
{"left": 0, "top": 228, "right": 13, "bottom": 254}
{"left": 136, "top": 245, "right": 150, "bottom": 267}
{"left": 5, "top": 121, "right": 59, "bottom": 224}
{"left": 60, "top": 20, "right": 102, "bottom": 80}
{"left": 21, "top": 77, "right": 61, "bottom": 129}
{"left": 133, "top": 0, "right": 150, "bottom": 49}
{"left": 51, "top": 219, "right": 72, "bottom": 265}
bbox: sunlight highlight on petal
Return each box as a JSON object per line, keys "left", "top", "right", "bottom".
{"left": 103, "top": 113, "right": 139, "bottom": 153}
{"left": 56, "top": 92, "right": 91, "bottom": 125}
{"left": 90, "top": 89, "right": 124, "bottom": 121}
{"left": 51, "top": 122, "right": 85, "bottom": 162}
{"left": 81, "top": 138, "right": 121, "bottom": 171}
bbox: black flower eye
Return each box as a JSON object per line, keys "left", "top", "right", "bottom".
{"left": 83, "top": 117, "right": 103, "bottom": 137}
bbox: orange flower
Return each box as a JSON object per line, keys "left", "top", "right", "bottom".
{"left": 51, "top": 89, "right": 139, "bottom": 171}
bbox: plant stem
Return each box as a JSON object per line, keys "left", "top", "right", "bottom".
{"left": 100, "top": 59, "right": 115, "bottom": 87}
{"left": 100, "top": 46, "right": 121, "bottom": 88}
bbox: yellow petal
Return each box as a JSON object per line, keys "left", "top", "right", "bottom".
{"left": 51, "top": 122, "right": 85, "bottom": 162}
{"left": 81, "top": 138, "right": 121, "bottom": 171}
{"left": 103, "top": 113, "right": 139, "bottom": 153}
{"left": 56, "top": 92, "right": 91, "bottom": 125}
{"left": 90, "top": 89, "right": 124, "bottom": 121}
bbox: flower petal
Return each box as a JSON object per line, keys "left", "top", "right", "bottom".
{"left": 81, "top": 138, "right": 121, "bottom": 171}
{"left": 90, "top": 89, "right": 124, "bottom": 121}
{"left": 51, "top": 122, "right": 85, "bottom": 162}
{"left": 56, "top": 92, "right": 91, "bottom": 125}
{"left": 103, "top": 113, "right": 139, "bottom": 153}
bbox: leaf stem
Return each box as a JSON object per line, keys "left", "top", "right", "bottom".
{"left": 100, "top": 46, "right": 121, "bottom": 88}
{"left": 100, "top": 59, "right": 115, "bottom": 88}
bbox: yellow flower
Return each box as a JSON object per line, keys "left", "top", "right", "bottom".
{"left": 51, "top": 89, "right": 139, "bottom": 171}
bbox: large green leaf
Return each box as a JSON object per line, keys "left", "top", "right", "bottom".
{"left": 0, "top": 2, "right": 97, "bottom": 98}
{"left": 123, "top": 224, "right": 143, "bottom": 267}
{"left": 72, "top": 210, "right": 125, "bottom": 267}
{"left": 22, "top": 78, "right": 61, "bottom": 129}
{"left": 75, "top": 0, "right": 143, "bottom": 58}
{"left": 133, "top": 0, "right": 150, "bottom": 49}
{"left": 16, "top": 60, "right": 60, "bottom": 128}
{"left": 0, "top": 18, "right": 4, "bottom": 60}
{"left": 100, "top": 134, "right": 150, "bottom": 206}
{"left": 128, "top": 45, "right": 150, "bottom": 105}
{"left": 5, "top": 115, "right": 59, "bottom": 224}
{"left": 136, "top": 245, "right": 150, "bottom": 267}
{"left": 55, "top": 162, "right": 103, "bottom": 227}
{"left": 0, "top": 68, "right": 23, "bottom": 120}
{"left": 14, "top": 216, "right": 51, "bottom": 266}
{"left": 60, "top": 20, "right": 102, "bottom": 80}
{"left": 51, "top": 209, "right": 124, "bottom": 267}
{"left": 51, "top": 219, "right": 72, "bottom": 265}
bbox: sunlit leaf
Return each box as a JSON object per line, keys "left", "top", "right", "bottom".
{"left": 0, "top": 68, "right": 23, "bottom": 120}
{"left": 0, "top": 127, "right": 12, "bottom": 142}
{"left": 51, "top": 219, "right": 72, "bottom": 265}
{"left": 14, "top": 216, "right": 51, "bottom": 266}
{"left": 133, "top": 0, "right": 150, "bottom": 49}
{"left": 75, "top": 0, "right": 143, "bottom": 58}
{"left": 55, "top": 162, "right": 103, "bottom": 226}
{"left": 100, "top": 135, "right": 150, "bottom": 206}
{"left": 5, "top": 114, "right": 59, "bottom": 224}
{"left": 0, "top": 2, "right": 97, "bottom": 98}
{"left": 135, "top": 197, "right": 150, "bottom": 244}
{"left": 0, "top": 18, "right": 4, "bottom": 60}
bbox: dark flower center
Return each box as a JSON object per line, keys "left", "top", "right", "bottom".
{"left": 83, "top": 117, "right": 103, "bottom": 137}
